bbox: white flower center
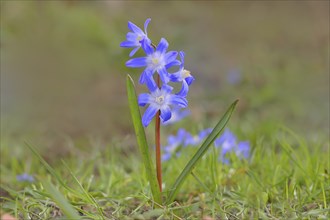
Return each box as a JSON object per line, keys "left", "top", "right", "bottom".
{"left": 147, "top": 52, "right": 165, "bottom": 70}
{"left": 136, "top": 35, "right": 143, "bottom": 42}
{"left": 155, "top": 95, "right": 165, "bottom": 104}
{"left": 152, "top": 58, "right": 160, "bottom": 65}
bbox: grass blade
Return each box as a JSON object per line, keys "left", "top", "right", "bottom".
{"left": 126, "top": 74, "right": 162, "bottom": 204}
{"left": 61, "top": 160, "right": 105, "bottom": 218}
{"left": 42, "top": 180, "right": 81, "bottom": 219}
{"left": 25, "top": 142, "right": 73, "bottom": 192}
{"left": 166, "top": 100, "right": 238, "bottom": 204}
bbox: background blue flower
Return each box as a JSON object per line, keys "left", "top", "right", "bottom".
{"left": 215, "top": 129, "right": 250, "bottom": 163}
{"left": 16, "top": 173, "right": 35, "bottom": 183}
{"left": 162, "top": 128, "right": 188, "bottom": 161}
{"left": 185, "top": 128, "right": 212, "bottom": 146}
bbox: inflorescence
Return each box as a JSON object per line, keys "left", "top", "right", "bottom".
{"left": 121, "top": 18, "right": 194, "bottom": 127}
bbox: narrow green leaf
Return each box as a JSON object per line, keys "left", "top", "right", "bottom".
{"left": 166, "top": 100, "right": 238, "bottom": 204}
{"left": 42, "top": 180, "right": 81, "bottom": 219}
{"left": 25, "top": 142, "right": 72, "bottom": 192}
{"left": 126, "top": 74, "right": 162, "bottom": 204}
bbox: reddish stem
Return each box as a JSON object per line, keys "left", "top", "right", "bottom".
{"left": 150, "top": 42, "right": 162, "bottom": 193}
{"left": 155, "top": 75, "right": 162, "bottom": 192}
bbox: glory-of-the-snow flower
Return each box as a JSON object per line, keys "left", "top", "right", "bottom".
{"left": 214, "top": 128, "right": 250, "bottom": 163}
{"left": 126, "top": 38, "right": 180, "bottom": 84}
{"left": 138, "top": 77, "right": 188, "bottom": 127}
{"left": 184, "top": 128, "right": 212, "bottom": 146}
{"left": 120, "top": 18, "right": 151, "bottom": 57}
{"left": 169, "top": 51, "right": 195, "bottom": 97}
{"left": 121, "top": 18, "right": 194, "bottom": 126}
{"left": 162, "top": 128, "right": 188, "bottom": 161}
{"left": 162, "top": 128, "right": 212, "bottom": 161}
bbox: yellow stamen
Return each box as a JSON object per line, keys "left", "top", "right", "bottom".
{"left": 152, "top": 58, "right": 159, "bottom": 65}
{"left": 183, "top": 69, "right": 191, "bottom": 78}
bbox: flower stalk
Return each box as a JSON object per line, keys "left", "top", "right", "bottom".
{"left": 151, "top": 40, "right": 162, "bottom": 192}
{"left": 155, "top": 105, "right": 162, "bottom": 192}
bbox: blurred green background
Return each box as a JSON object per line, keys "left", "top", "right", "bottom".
{"left": 1, "top": 1, "right": 329, "bottom": 154}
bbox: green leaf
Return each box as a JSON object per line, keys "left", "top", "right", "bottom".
{"left": 26, "top": 142, "right": 73, "bottom": 192}
{"left": 126, "top": 74, "right": 162, "bottom": 204}
{"left": 166, "top": 100, "right": 238, "bottom": 204}
{"left": 42, "top": 180, "right": 81, "bottom": 219}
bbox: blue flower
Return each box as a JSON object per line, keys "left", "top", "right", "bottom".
{"left": 16, "top": 173, "right": 35, "bottom": 182}
{"left": 126, "top": 38, "right": 180, "bottom": 84}
{"left": 162, "top": 128, "right": 187, "bottom": 161}
{"left": 169, "top": 51, "right": 195, "bottom": 96}
{"left": 120, "top": 18, "right": 151, "bottom": 57}
{"left": 227, "top": 69, "right": 241, "bottom": 85}
{"left": 185, "top": 128, "right": 212, "bottom": 146}
{"left": 214, "top": 129, "right": 237, "bottom": 153}
{"left": 162, "top": 107, "right": 190, "bottom": 125}
{"left": 236, "top": 141, "right": 250, "bottom": 159}
{"left": 215, "top": 129, "right": 250, "bottom": 163}
{"left": 138, "top": 77, "right": 188, "bottom": 127}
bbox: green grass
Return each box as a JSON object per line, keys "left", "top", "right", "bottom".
{"left": 1, "top": 125, "right": 328, "bottom": 219}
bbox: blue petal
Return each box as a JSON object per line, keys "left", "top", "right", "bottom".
{"left": 167, "top": 135, "right": 177, "bottom": 146}
{"left": 214, "top": 137, "right": 221, "bottom": 148}
{"left": 138, "top": 93, "right": 152, "bottom": 106}
{"left": 161, "top": 84, "right": 173, "bottom": 94}
{"left": 178, "top": 128, "right": 187, "bottom": 140}
{"left": 129, "top": 47, "right": 140, "bottom": 57}
{"left": 185, "top": 75, "right": 195, "bottom": 85}
{"left": 222, "top": 129, "right": 237, "bottom": 144}
{"left": 145, "top": 74, "right": 158, "bottom": 92}
{"left": 177, "top": 80, "right": 189, "bottom": 97}
{"left": 165, "top": 51, "right": 178, "bottom": 63}
{"left": 179, "top": 51, "right": 185, "bottom": 68}
{"left": 126, "top": 57, "right": 147, "bottom": 68}
{"left": 169, "top": 72, "right": 181, "bottom": 82}
{"left": 215, "top": 129, "right": 236, "bottom": 148}
{"left": 162, "top": 153, "right": 171, "bottom": 161}
{"left": 139, "top": 71, "right": 147, "bottom": 84}
{"left": 165, "top": 60, "right": 181, "bottom": 69}
{"left": 157, "top": 38, "right": 169, "bottom": 54}
{"left": 142, "top": 105, "right": 158, "bottom": 127}
{"left": 126, "top": 32, "right": 138, "bottom": 41}
{"left": 141, "top": 39, "right": 154, "bottom": 55}
{"left": 184, "top": 133, "right": 194, "bottom": 146}
{"left": 120, "top": 41, "right": 138, "bottom": 48}
{"left": 170, "top": 95, "right": 187, "bottom": 107}
{"left": 198, "top": 128, "right": 212, "bottom": 139}
{"left": 144, "top": 18, "right": 151, "bottom": 35}
{"left": 139, "top": 70, "right": 153, "bottom": 84}
{"left": 128, "top": 21, "right": 144, "bottom": 35}
{"left": 237, "top": 141, "right": 250, "bottom": 158}
{"left": 158, "top": 67, "right": 170, "bottom": 83}
{"left": 179, "top": 51, "right": 185, "bottom": 62}
{"left": 160, "top": 106, "right": 172, "bottom": 122}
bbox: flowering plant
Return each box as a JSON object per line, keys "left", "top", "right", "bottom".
{"left": 121, "top": 18, "right": 238, "bottom": 206}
